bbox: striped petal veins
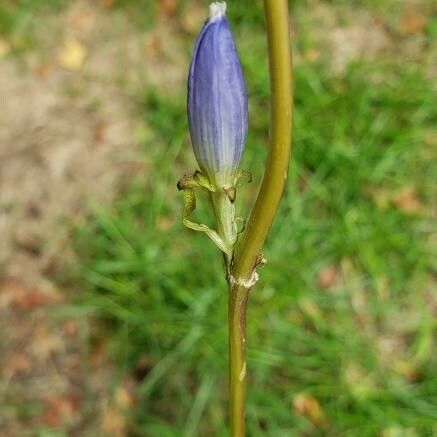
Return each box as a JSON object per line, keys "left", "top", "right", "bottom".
{"left": 187, "top": 2, "right": 248, "bottom": 188}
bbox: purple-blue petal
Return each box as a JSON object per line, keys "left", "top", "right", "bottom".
{"left": 188, "top": 9, "right": 248, "bottom": 183}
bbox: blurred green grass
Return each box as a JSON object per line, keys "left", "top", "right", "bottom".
{"left": 4, "top": 0, "right": 434, "bottom": 435}
{"left": 77, "top": 63, "right": 436, "bottom": 434}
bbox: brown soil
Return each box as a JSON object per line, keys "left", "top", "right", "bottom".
{"left": 0, "top": 1, "right": 187, "bottom": 434}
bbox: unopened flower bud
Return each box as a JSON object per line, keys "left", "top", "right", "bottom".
{"left": 187, "top": 2, "right": 248, "bottom": 187}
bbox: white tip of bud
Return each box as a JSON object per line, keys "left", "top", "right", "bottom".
{"left": 209, "top": 2, "right": 227, "bottom": 22}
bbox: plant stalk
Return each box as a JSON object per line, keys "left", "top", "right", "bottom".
{"left": 232, "top": 0, "right": 293, "bottom": 283}
{"left": 228, "top": 282, "right": 249, "bottom": 437}
{"left": 227, "top": 0, "right": 293, "bottom": 436}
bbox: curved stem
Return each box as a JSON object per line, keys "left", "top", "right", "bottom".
{"left": 232, "top": 0, "right": 293, "bottom": 283}
{"left": 227, "top": 1, "right": 292, "bottom": 435}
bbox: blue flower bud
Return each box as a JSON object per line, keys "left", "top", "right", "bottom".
{"left": 188, "top": 2, "right": 248, "bottom": 187}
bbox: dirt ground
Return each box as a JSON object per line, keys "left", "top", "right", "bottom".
{"left": 0, "top": 2, "right": 188, "bottom": 434}
{"left": 0, "top": 0, "right": 431, "bottom": 435}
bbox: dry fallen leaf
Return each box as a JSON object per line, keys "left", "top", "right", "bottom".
{"left": 3, "top": 353, "right": 32, "bottom": 378}
{"left": 392, "top": 360, "right": 420, "bottom": 382}
{"left": 0, "top": 38, "right": 10, "bottom": 58}
{"left": 181, "top": 2, "right": 206, "bottom": 34}
{"left": 401, "top": 8, "right": 427, "bottom": 34}
{"left": 101, "top": 405, "right": 127, "bottom": 437}
{"left": 41, "top": 393, "right": 80, "bottom": 428}
{"left": 145, "top": 35, "right": 162, "bottom": 59}
{"left": 316, "top": 265, "right": 338, "bottom": 289}
{"left": 293, "top": 393, "right": 327, "bottom": 428}
{"left": 0, "top": 277, "right": 62, "bottom": 310}
{"left": 393, "top": 188, "right": 423, "bottom": 214}
{"left": 99, "top": 0, "right": 117, "bottom": 8}
{"left": 93, "top": 120, "right": 107, "bottom": 145}
{"left": 369, "top": 186, "right": 423, "bottom": 214}
{"left": 159, "top": 0, "right": 177, "bottom": 19}
{"left": 58, "top": 38, "right": 87, "bottom": 71}
{"left": 115, "top": 380, "right": 136, "bottom": 409}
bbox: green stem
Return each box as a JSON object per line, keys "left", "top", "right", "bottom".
{"left": 211, "top": 191, "right": 237, "bottom": 269}
{"left": 228, "top": 283, "right": 249, "bottom": 437}
{"left": 232, "top": 0, "right": 293, "bottom": 283}
{"left": 227, "top": 1, "right": 293, "bottom": 435}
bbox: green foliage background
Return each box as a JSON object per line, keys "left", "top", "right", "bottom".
{"left": 3, "top": 0, "right": 434, "bottom": 435}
